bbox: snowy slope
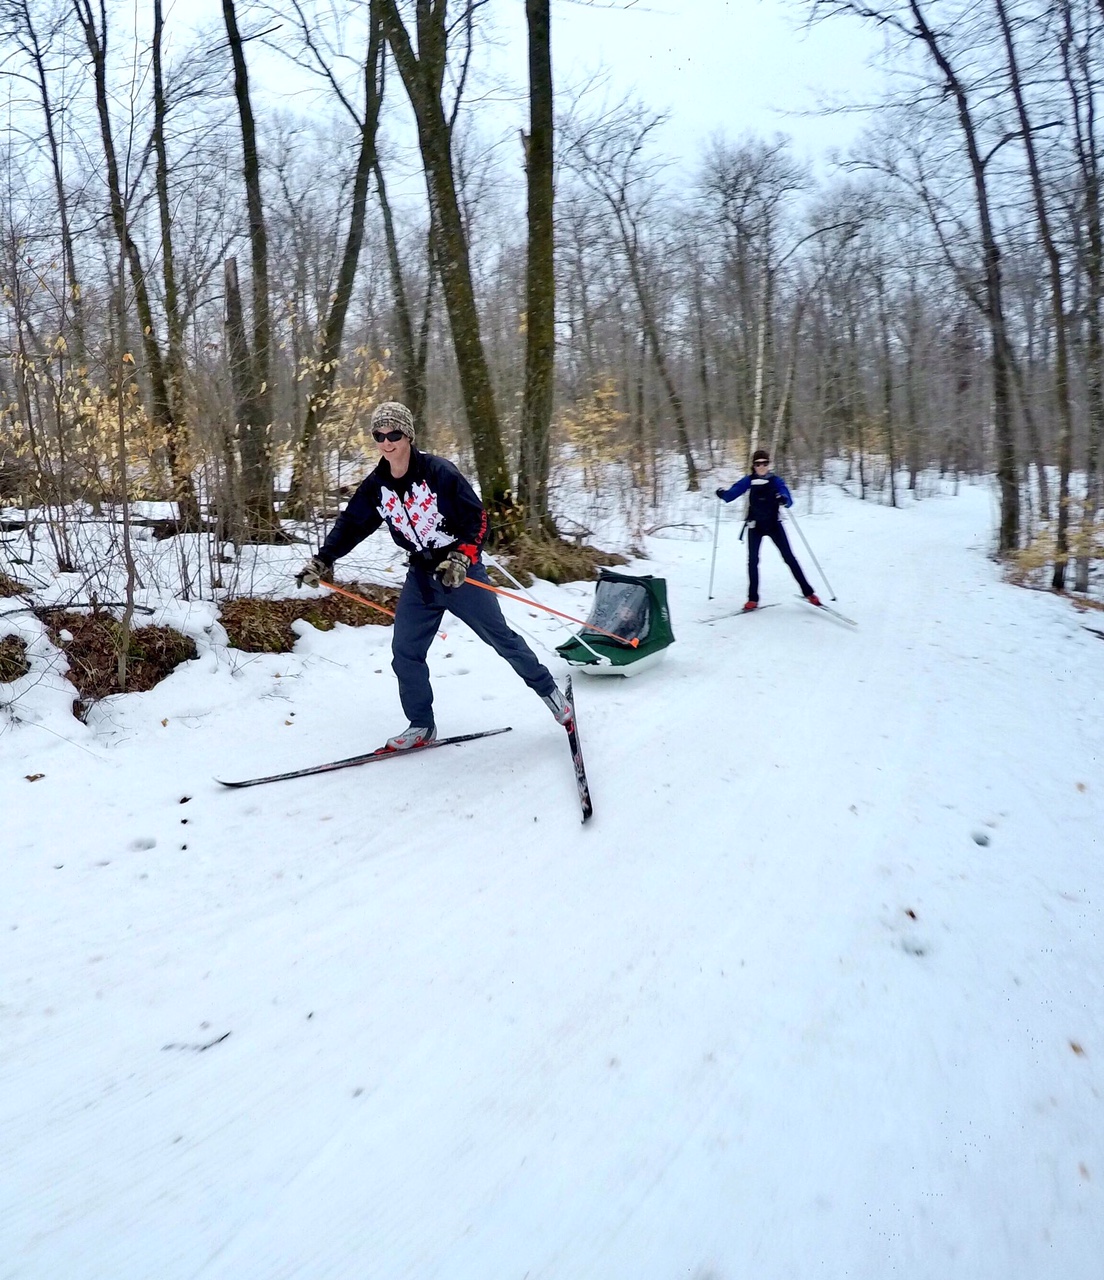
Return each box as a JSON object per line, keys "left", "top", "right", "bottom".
{"left": 2, "top": 479, "right": 1101, "bottom": 1280}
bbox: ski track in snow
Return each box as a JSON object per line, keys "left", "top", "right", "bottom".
{"left": 1, "top": 480, "right": 1101, "bottom": 1279}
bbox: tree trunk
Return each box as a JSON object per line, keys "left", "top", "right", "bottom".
{"left": 907, "top": 0, "right": 1019, "bottom": 551}
{"left": 878, "top": 273, "right": 898, "bottom": 508}
{"left": 994, "top": 0, "right": 1073, "bottom": 587}
{"left": 379, "top": 0, "right": 517, "bottom": 538}
{"left": 284, "top": 2, "right": 385, "bottom": 519}
{"left": 223, "top": 0, "right": 278, "bottom": 538}
{"left": 517, "top": 0, "right": 557, "bottom": 536}
{"left": 73, "top": 0, "right": 199, "bottom": 524}
{"left": 619, "top": 217, "right": 699, "bottom": 489}
{"left": 1060, "top": 0, "right": 1102, "bottom": 592}
{"left": 375, "top": 160, "right": 433, "bottom": 435}
{"left": 152, "top": 0, "right": 200, "bottom": 529}
{"left": 18, "top": 1, "right": 86, "bottom": 356}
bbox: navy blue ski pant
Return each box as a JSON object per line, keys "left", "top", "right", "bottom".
{"left": 747, "top": 521, "right": 813, "bottom": 601}
{"left": 391, "top": 562, "right": 557, "bottom": 727}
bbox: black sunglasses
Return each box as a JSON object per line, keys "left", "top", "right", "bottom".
{"left": 753, "top": 459, "right": 769, "bottom": 467}
{"left": 373, "top": 429, "right": 405, "bottom": 443}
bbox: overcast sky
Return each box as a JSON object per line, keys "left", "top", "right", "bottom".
{"left": 484, "top": 0, "right": 889, "bottom": 168}
{"left": 185, "top": 0, "right": 889, "bottom": 174}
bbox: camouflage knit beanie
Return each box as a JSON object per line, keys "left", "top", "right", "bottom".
{"left": 371, "top": 401, "right": 416, "bottom": 442}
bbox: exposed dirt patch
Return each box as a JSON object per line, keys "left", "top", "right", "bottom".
{"left": 39, "top": 611, "right": 197, "bottom": 712}
{"left": 0, "top": 635, "right": 29, "bottom": 682}
{"left": 219, "top": 581, "right": 400, "bottom": 654}
{"left": 0, "top": 571, "right": 29, "bottom": 598}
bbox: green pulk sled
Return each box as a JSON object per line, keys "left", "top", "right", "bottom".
{"left": 556, "top": 569, "right": 675, "bottom": 676}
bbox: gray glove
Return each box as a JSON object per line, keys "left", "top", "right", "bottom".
{"left": 436, "top": 549, "right": 470, "bottom": 590}
{"left": 296, "top": 554, "right": 328, "bottom": 588}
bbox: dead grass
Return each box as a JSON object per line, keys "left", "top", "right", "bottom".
{"left": 219, "top": 581, "right": 399, "bottom": 653}
{"left": 0, "top": 571, "right": 28, "bottom": 598}
{"left": 495, "top": 535, "right": 628, "bottom": 588}
{"left": 38, "top": 610, "right": 197, "bottom": 711}
{"left": 0, "top": 635, "right": 29, "bottom": 682}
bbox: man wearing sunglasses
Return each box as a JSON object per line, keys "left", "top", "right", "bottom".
{"left": 297, "top": 401, "right": 571, "bottom": 749}
{"left": 715, "top": 448, "right": 820, "bottom": 611}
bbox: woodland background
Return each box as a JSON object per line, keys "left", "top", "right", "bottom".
{"left": 2, "top": 0, "right": 1102, "bottom": 618}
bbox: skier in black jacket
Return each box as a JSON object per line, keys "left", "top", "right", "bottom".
{"left": 715, "top": 448, "right": 820, "bottom": 611}
{"left": 297, "top": 401, "right": 571, "bottom": 748}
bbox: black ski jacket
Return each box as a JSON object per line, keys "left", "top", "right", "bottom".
{"left": 318, "top": 448, "right": 487, "bottom": 570}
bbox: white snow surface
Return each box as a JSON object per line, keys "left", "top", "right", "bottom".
{"left": 2, "top": 479, "right": 1101, "bottom": 1279}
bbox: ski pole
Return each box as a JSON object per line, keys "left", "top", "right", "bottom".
{"left": 462, "top": 576, "right": 638, "bottom": 647}
{"left": 320, "top": 580, "right": 448, "bottom": 640}
{"left": 482, "top": 552, "right": 611, "bottom": 667}
{"left": 707, "top": 498, "right": 722, "bottom": 599}
{"left": 783, "top": 506, "right": 837, "bottom": 600}
{"left": 320, "top": 579, "right": 396, "bottom": 619}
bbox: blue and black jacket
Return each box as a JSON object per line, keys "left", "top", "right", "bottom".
{"left": 717, "top": 471, "right": 794, "bottom": 528}
{"left": 317, "top": 448, "right": 487, "bottom": 572}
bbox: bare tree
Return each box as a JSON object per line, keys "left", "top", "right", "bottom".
{"left": 994, "top": 0, "right": 1074, "bottom": 585}
{"left": 517, "top": 0, "right": 556, "bottom": 533}
{"left": 222, "top": 0, "right": 278, "bottom": 538}
{"left": 378, "top": 0, "right": 518, "bottom": 535}
{"left": 811, "top": 0, "right": 1020, "bottom": 551}
{"left": 564, "top": 104, "right": 699, "bottom": 490}
{"left": 276, "top": 0, "right": 387, "bottom": 519}
{"left": 1059, "top": 0, "right": 1104, "bottom": 591}
{"left": 72, "top": 0, "right": 201, "bottom": 525}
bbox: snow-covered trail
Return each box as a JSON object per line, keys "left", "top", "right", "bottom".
{"left": 2, "top": 481, "right": 1101, "bottom": 1279}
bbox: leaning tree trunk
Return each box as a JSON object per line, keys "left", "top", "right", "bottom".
{"left": 908, "top": 0, "right": 1019, "bottom": 552}
{"left": 284, "top": 2, "right": 385, "bottom": 519}
{"left": 379, "top": 0, "right": 518, "bottom": 540}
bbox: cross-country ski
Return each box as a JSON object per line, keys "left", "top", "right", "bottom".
{"left": 699, "top": 602, "right": 781, "bottom": 623}
{"left": 798, "top": 596, "right": 858, "bottom": 627}
{"left": 216, "top": 726, "right": 513, "bottom": 789}
{"left": 561, "top": 677, "right": 593, "bottom": 822}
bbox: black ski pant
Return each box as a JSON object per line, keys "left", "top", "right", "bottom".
{"left": 392, "top": 562, "right": 557, "bottom": 728}
{"left": 747, "top": 521, "right": 814, "bottom": 602}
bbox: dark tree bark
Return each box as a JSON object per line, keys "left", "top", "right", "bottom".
{"left": 379, "top": 1, "right": 519, "bottom": 540}
{"left": 994, "top": 0, "right": 1073, "bottom": 587}
{"left": 517, "top": 0, "right": 556, "bottom": 535}
{"left": 875, "top": 267, "right": 898, "bottom": 507}
{"left": 378, "top": 0, "right": 518, "bottom": 538}
{"left": 906, "top": 0, "right": 1019, "bottom": 551}
{"left": 1060, "top": 0, "right": 1103, "bottom": 592}
{"left": 152, "top": 0, "right": 200, "bottom": 528}
{"left": 690, "top": 246, "right": 716, "bottom": 468}
{"left": 222, "top": 0, "right": 278, "bottom": 537}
